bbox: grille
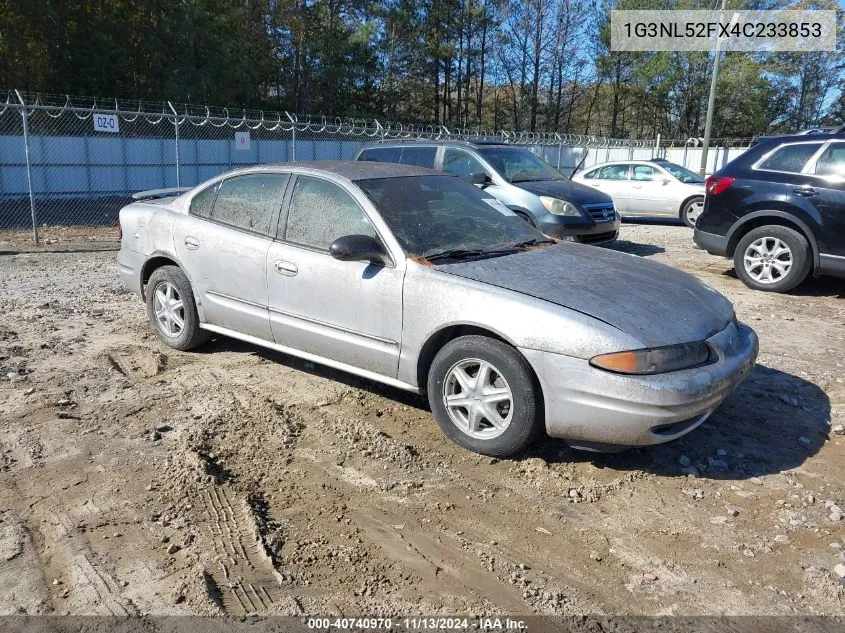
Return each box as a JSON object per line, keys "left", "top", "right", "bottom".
{"left": 582, "top": 202, "right": 616, "bottom": 222}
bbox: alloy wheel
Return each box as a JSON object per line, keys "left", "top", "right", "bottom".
{"left": 443, "top": 358, "right": 514, "bottom": 440}
{"left": 153, "top": 281, "right": 185, "bottom": 337}
{"left": 686, "top": 200, "right": 704, "bottom": 225}
{"left": 743, "top": 236, "right": 793, "bottom": 284}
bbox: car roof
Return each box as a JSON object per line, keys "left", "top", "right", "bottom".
{"left": 265, "top": 160, "right": 441, "bottom": 180}
{"left": 361, "top": 139, "right": 514, "bottom": 150}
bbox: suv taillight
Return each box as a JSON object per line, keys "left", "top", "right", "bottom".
{"left": 705, "top": 176, "right": 735, "bottom": 196}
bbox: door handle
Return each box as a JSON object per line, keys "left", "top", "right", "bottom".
{"left": 184, "top": 236, "right": 199, "bottom": 250}
{"left": 793, "top": 187, "right": 818, "bottom": 197}
{"left": 273, "top": 260, "right": 298, "bottom": 276}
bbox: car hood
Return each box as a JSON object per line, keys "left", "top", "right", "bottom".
{"left": 514, "top": 178, "right": 613, "bottom": 206}
{"left": 435, "top": 244, "right": 734, "bottom": 347}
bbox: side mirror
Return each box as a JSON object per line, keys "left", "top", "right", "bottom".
{"left": 469, "top": 171, "right": 492, "bottom": 186}
{"left": 329, "top": 234, "right": 390, "bottom": 265}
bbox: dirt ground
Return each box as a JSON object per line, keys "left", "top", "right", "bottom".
{"left": 0, "top": 223, "right": 843, "bottom": 618}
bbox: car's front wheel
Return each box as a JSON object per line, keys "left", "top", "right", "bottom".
{"left": 733, "top": 225, "right": 811, "bottom": 293}
{"left": 681, "top": 197, "right": 704, "bottom": 227}
{"left": 427, "top": 335, "right": 542, "bottom": 457}
{"left": 145, "top": 265, "right": 210, "bottom": 350}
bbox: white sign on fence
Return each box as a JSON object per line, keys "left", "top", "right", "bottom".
{"left": 234, "top": 131, "right": 251, "bottom": 150}
{"left": 93, "top": 113, "right": 120, "bottom": 133}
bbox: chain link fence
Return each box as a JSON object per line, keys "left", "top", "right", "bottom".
{"left": 0, "top": 90, "right": 752, "bottom": 244}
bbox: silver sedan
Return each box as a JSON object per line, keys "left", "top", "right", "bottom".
{"left": 573, "top": 159, "right": 707, "bottom": 227}
{"left": 118, "top": 162, "right": 757, "bottom": 457}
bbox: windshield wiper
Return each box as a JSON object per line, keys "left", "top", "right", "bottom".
{"left": 508, "top": 238, "right": 556, "bottom": 249}
{"left": 425, "top": 247, "right": 518, "bottom": 263}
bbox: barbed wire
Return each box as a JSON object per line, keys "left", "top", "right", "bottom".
{"left": 2, "top": 89, "right": 752, "bottom": 149}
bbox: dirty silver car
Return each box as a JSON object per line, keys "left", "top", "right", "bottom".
{"left": 118, "top": 162, "right": 758, "bottom": 457}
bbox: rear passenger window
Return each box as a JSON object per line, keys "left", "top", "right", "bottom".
{"left": 400, "top": 147, "right": 437, "bottom": 168}
{"left": 814, "top": 143, "right": 845, "bottom": 176}
{"left": 759, "top": 143, "right": 821, "bottom": 173}
{"left": 210, "top": 174, "right": 288, "bottom": 235}
{"left": 582, "top": 168, "right": 599, "bottom": 179}
{"left": 189, "top": 182, "right": 219, "bottom": 218}
{"left": 631, "top": 165, "right": 656, "bottom": 181}
{"left": 358, "top": 147, "right": 401, "bottom": 163}
{"left": 597, "top": 165, "right": 629, "bottom": 180}
{"left": 284, "top": 176, "right": 377, "bottom": 251}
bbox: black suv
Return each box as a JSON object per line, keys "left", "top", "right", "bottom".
{"left": 694, "top": 134, "right": 845, "bottom": 292}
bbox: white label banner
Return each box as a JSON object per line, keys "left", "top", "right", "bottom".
{"left": 611, "top": 10, "right": 836, "bottom": 52}
{"left": 93, "top": 113, "right": 120, "bottom": 133}
{"left": 235, "top": 131, "right": 251, "bottom": 150}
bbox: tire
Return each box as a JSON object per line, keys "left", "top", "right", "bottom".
{"left": 733, "top": 225, "right": 811, "bottom": 293}
{"left": 427, "top": 335, "right": 542, "bottom": 457}
{"left": 145, "top": 265, "right": 210, "bottom": 350}
{"left": 680, "top": 197, "right": 704, "bottom": 228}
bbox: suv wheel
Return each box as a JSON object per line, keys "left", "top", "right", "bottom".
{"left": 427, "top": 335, "right": 542, "bottom": 457}
{"left": 146, "top": 266, "right": 211, "bottom": 350}
{"left": 733, "top": 225, "right": 811, "bottom": 293}
{"left": 681, "top": 197, "right": 704, "bottom": 227}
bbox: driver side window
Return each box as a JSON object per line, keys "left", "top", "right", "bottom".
{"left": 283, "top": 176, "right": 377, "bottom": 251}
{"left": 442, "top": 148, "right": 487, "bottom": 182}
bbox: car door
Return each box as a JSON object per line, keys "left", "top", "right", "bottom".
{"left": 266, "top": 174, "right": 404, "bottom": 377}
{"left": 441, "top": 147, "right": 490, "bottom": 183}
{"left": 586, "top": 164, "right": 630, "bottom": 212}
{"left": 172, "top": 173, "right": 288, "bottom": 340}
{"left": 807, "top": 141, "right": 845, "bottom": 258}
{"left": 627, "top": 164, "right": 678, "bottom": 215}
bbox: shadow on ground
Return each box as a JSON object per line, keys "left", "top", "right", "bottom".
{"left": 720, "top": 267, "right": 845, "bottom": 299}
{"left": 201, "top": 334, "right": 831, "bottom": 481}
{"left": 532, "top": 364, "right": 830, "bottom": 480}
{"left": 605, "top": 240, "right": 665, "bottom": 257}
{"left": 622, "top": 216, "right": 686, "bottom": 226}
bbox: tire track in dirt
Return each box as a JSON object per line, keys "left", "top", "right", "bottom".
{"left": 199, "top": 484, "right": 284, "bottom": 614}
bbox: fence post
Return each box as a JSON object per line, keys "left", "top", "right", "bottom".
{"left": 555, "top": 133, "right": 562, "bottom": 169}
{"left": 285, "top": 112, "right": 296, "bottom": 161}
{"left": 167, "top": 102, "right": 180, "bottom": 187}
{"left": 15, "top": 90, "right": 38, "bottom": 245}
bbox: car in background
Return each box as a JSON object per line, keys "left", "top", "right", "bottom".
{"left": 118, "top": 161, "right": 757, "bottom": 457}
{"left": 694, "top": 134, "right": 845, "bottom": 292}
{"left": 355, "top": 141, "right": 620, "bottom": 245}
{"left": 572, "top": 159, "right": 706, "bottom": 227}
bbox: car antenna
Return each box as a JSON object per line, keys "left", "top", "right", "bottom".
{"left": 569, "top": 151, "right": 588, "bottom": 179}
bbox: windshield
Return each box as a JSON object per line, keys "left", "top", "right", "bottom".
{"left": 658, "top": 161, "right": 705, "bottom": 184}
{"left": 477, "top": 147, "right": 566, "bottom": 183}
{"left": 356, "top": 175, "right": 548, "bottom": 260}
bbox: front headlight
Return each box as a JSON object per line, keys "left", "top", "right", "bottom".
{"left": 540, "top": 196, "right": 582, "bottom": 217}
{"left": 590, "top": 341, "right": 711, "bottom": 375}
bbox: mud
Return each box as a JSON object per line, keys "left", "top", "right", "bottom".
{"left": 0, "top": 224, "right": 843, "bottom": 616}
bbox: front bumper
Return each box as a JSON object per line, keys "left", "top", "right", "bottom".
{"left": 540, "top": 216, "right": 621, "bottom": 243}
{"left": 519, "top": 321, "right": 758, "bottom": 448}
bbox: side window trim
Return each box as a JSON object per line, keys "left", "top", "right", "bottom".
{"left": 805, "top": 139, "right": 845, "bottom": 176}
{"left": 276, "top": 174, "right": 395, "bottom": 267}
{"left": 191, "top": 173, "right": 289, "bottom": 239}
{"left": 752, "top": 141, "right": 826, "bottom": 176}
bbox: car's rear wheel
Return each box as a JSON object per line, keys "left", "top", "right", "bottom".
{"left": 427, "top": 335, "right": 542, "bottom": 457}
{"left": 681, "top": 197, "right": 704, "bottom": 227}
{"left": 733, "top": 225, "right": 811, "bottom": 293}
{"left": 146, "top": 266, "right": 210, "bottom": 350}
